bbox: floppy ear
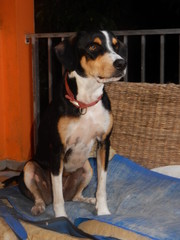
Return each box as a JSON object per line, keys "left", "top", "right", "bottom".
{"left": 55, "top": 35, "right": 77, "bottom": 71}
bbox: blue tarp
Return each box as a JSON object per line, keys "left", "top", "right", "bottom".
{"left": 0, "top": 154, "right": 180, "bottom": 240}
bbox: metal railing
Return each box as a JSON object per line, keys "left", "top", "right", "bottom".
{"left": 25, "top": 29, "right": 180, "bottom": 150}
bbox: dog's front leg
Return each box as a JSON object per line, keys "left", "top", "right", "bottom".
{"left": 51, "top": 164, "right": 67, "bottom": 217}
{"left": 96, "top": 138, "right": 110, "bottom": 215}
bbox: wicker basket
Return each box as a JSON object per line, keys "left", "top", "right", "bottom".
{"left": 106, "top": 82, "right": 180, "bottom": 169}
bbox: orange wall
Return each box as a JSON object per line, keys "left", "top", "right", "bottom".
{"left": 0, "top": 0, "right": 34, "bottom": 161}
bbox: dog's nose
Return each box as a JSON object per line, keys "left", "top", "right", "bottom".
{"left": 113, "top": 59, "right": 127, "bottom": 71}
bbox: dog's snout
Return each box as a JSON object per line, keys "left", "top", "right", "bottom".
{"left": 113, "top": 59, "right": 127, "bottom": 71}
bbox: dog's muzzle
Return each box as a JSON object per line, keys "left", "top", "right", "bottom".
{"left": 113, "top": 59, "right": 127, "bottom": 72}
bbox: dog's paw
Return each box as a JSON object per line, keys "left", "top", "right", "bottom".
{"left": 87, "top": 197, "right": 96, "bottom": 204}
{"left": 96, "top": 202, "right": 111, "bottom": 215}
{"left": 31, "top": 202, "right": 45, "bottom": 216}
{"left": 73, "top": 195, "right": 96, "bottom": 204}
{"left": 97, "top": 207, "right": 111, "bottom": 215}
{"left": 54, "top": 204, "right": 67, "bottom": 217}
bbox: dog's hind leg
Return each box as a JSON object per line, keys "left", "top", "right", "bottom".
{"left": 22, "top": 161, "right": 52, "bottom": 216}
{"left": 72, "top": 160, "right": 95, "bottom": 204}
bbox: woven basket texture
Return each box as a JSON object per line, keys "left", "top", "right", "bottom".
{"left": 105, "top": 82, "right": 180, "bottom": 169}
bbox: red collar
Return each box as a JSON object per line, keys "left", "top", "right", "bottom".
{"left": 65, "top": 72, "right": 103, "bottom": 109}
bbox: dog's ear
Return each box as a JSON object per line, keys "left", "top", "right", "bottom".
{"left": 55, "top": 34, "right": 77, "bottom": 71}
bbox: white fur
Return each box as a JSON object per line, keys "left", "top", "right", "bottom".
{"left": 96, "top": 147, "right": 111, "bottom": 215}
{"left": 97, "top": 31, "right": 126, "bottom": 83}
{"left": 101, "top": 30, "right": 123, "bottom": 61}
{"left": 63, "top": 99, "right": 111, "bottom": 173}
{"left": 51, "top": 173, "right": 67, "bottom": 217}
{"left": 69, "top": 71, "right": 104, "bottom": 104}
{"left": 96, "top": 168, "right": 110, "bottom": 215}
{"left": 66, "top": 71, "right": 110, "bottom": 172}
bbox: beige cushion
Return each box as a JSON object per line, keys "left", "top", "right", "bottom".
{"left": 79, "top": 220, "right": 150, "bottom": 240}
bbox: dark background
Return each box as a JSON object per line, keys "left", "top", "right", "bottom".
{"left": 35, "top": 0, "right": 180, "bottom": 32}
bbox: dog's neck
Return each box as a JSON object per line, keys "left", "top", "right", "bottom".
{"left": 67, "top": 71, "right": 104, "bottom": 106}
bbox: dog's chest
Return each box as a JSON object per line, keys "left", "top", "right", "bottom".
{"left": 59, "top": 102, "right": 110, "bottom": 172}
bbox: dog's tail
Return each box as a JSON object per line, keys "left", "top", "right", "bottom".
{"left": 0, "top": 175, "right": 20, "bottom": 189}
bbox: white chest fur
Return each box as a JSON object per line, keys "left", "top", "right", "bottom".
{"left": 61, "top": 102, "right": 111, "bottom": 172}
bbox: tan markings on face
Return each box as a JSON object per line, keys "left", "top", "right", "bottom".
{"left": 94, "top": 37, "right": 102, "bottom": 45}
{"left": 112, "top": 37, "right": 118, "bottom": 45}
{"left": 80, "top": 54, "right": 116, "bottom": 78}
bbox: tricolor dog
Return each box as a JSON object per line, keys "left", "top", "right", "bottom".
{"left": 19, "top": 31, "right": 127, "bottom": 217}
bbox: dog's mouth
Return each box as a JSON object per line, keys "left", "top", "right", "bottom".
{"left": 97, "top": 70, "right": 126, "bottom": 83}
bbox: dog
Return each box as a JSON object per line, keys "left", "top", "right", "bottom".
{"left": 19, "top": 31, "right": 127, "bottom": 218}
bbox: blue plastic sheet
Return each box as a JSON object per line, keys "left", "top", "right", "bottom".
{"left": 0, "top": 154, "right": 180, "bottom": 239}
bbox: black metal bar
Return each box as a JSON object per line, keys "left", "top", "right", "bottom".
{"left": 123, "top": 35, "right": 128, "bottom": 82}
{"left": 48, "top": 38, "right": 53, "bottom": 102}
{"left": 26, "top": 28, "right": 180, "bottom": 39}
{"left": 141, "top": 35, "right": 146, "bottom": 82}
{"left": 26, "top": 32, "right": 75, "bottom": 39}
{"left": 61, "top": 37, "right": 65, "bottom": 76}
{"left": 114, "top": 28, "right": 180, "bottom": 36}
{"left": 179, "top": 35, "right": 180, "bottom": 84}
{"left": 31, "top": 37, "right": 40, "bottom": 152}
{"left": 160, "top": 35, "right": 165, "bottom": 84}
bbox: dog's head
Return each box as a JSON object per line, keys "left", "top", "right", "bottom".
{"left": 55, "top": 31, "right": 127, "bottom": 83}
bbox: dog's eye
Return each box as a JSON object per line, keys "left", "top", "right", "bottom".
{"left": 88, "top": 44, "right": 98, "bottom": 52}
